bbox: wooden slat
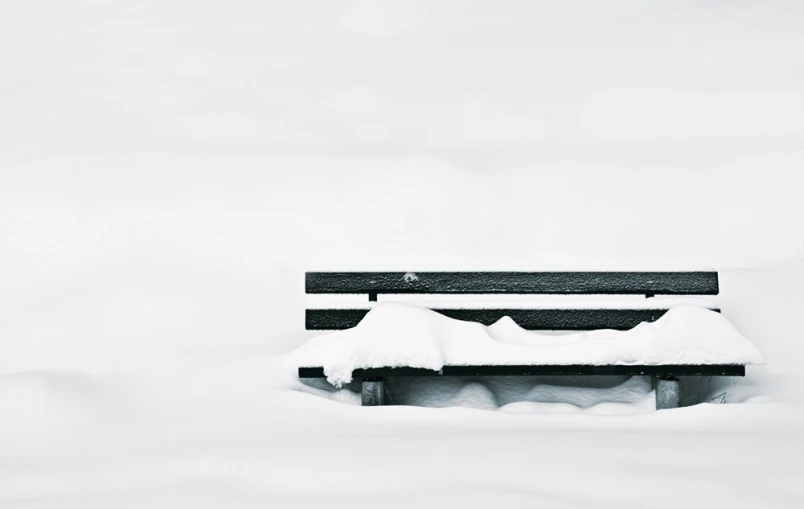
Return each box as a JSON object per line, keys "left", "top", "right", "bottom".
{"left": 306, "top": 271, "right": 719, "bottom": 296}
{"left": 298, "top": 364, "right": 746, "bottom": 378}
{"left": 306, "top": 307, "right": 719, "bottom": 331}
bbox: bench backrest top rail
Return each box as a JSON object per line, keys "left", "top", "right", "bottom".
{"left": 306, "top": 271, "right": 719, "bottom": 296}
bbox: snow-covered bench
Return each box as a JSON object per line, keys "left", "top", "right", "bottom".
{"left": 299, "top": 271, "right": 755, "bottom": 409}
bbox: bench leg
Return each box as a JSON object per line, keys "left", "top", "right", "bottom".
{"left": 654, "top": 375, "right": 680, "bottom": 410}
{"left": 361, "top": 378, "right": 387, "bottom": 406}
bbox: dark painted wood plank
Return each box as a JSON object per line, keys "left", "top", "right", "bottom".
{"left": 306, "top": 271, "right": 719, "bottom": 296}
{"left": 307, "top": 309, "right": 370, "bottom": 330}
{"left": 306, "top": 307, "right": 720, "bottom": 331}
{"left": 298, "top": 364, "right": 746, "bottom": 378}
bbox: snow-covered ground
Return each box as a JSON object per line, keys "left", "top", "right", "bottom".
{"left": 2, "top": 1, "right": 804, "bottom": 507}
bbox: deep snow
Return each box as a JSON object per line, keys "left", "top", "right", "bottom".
{"left": 2, "top": 357, "right": 804, "bottom": 508}
{"left": 2, "top": 0, "right": 804, "bottom": 507}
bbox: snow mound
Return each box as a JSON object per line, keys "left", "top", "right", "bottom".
{"left": 386, "top": 374, "right": 655, "bottom": 412}
{"left": 521, "top": 374, "right": 652, "bottom": 407}
{"left": 499, "top": 395, "right": 656, "bottom": 415}
{"left": 453, "top": 382, "right": 498, "bottom": 409}
{"left": 299, "top": 304, "right": 764, "bottom": 387}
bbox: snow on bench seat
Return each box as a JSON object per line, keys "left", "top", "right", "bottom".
{"left": 299, "top": 303, "right": 763, "bottom": 388}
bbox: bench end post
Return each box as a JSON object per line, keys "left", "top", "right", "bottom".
{"left": 655, "top": 375, "right": 680, "bottom": 410}
{"left": 362, "top": 378, "right": 387, "bottom": 406}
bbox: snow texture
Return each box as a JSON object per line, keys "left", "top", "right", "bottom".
{"left": 382, "top": 373, "right": 656, "bottom": 412}
{"left": 2, "top": 0, "right": 804, "bottom": 507}
{"left": 299, "top": 304, "right": 764, "bottom": 386}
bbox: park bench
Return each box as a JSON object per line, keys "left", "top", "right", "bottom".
{"left": 298, "top": 271, "right": 746, "bottom": 409}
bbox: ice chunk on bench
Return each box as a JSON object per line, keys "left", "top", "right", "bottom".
{"left": 298, "top": 303, "right": 764, "bottom": 387}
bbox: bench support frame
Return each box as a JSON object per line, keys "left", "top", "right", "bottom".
{"left": 362, "top": 378, "right": 387, "bottom": 406}
{"left": 299, "top": 366, "right": 744, "bottom": 408}
{"left": 356, "top": 374, "right": 687, "bottom": 408}
{"left": 654, "top": 375, "right": 681, "bottom": 410}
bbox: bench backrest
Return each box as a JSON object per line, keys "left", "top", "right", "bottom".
{"left": 305, "top": 271, "right": 719, "bottom": 331}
